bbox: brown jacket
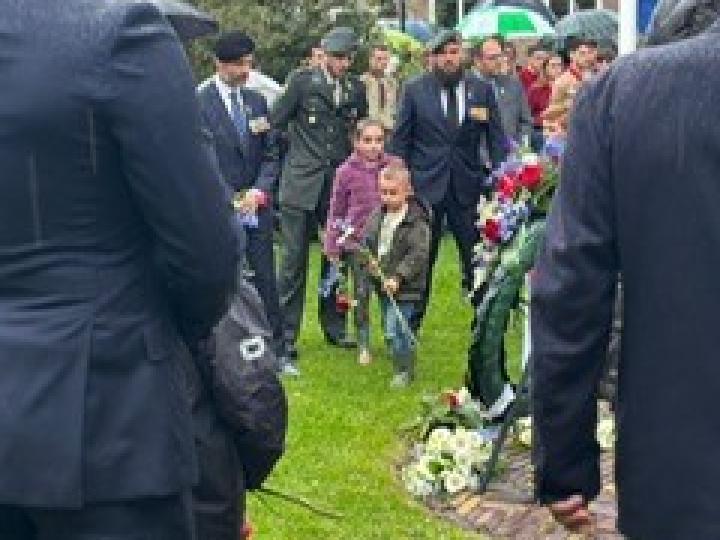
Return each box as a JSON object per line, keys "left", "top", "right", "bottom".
{"left": 361, "top": 72, "right": 399, "bottom": 132}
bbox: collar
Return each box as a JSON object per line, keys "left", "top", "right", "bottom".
{"left": 214, "top": 74, "right": 245, "bottom": 98}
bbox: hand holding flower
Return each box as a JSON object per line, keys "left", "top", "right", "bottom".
{"left": 383, "top": 277, "right": 400, "bottom": 297}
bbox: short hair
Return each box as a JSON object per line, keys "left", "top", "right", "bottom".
{"left": 484, "top": 34, "right": 505, "bottom": 49}
{"left": 527, "top": 43, "right": 547, "bottom": 56}
{"left": 380, "top": 163, "right": 411, "bottom": 187}
{"left": 370, "top": 43, "right": 389, "bottom": 54}
{"left": 567, "top": 36, "right": 597, "bottom": 52}
{"left": 353, "top": 118, "right": 385, "bottom": 139}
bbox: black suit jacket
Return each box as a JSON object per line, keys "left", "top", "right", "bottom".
{"left": 390, "top": 72, "right": 506, "bottom": 206}
{"left": 532, "top": 23, "right": 720, "bottom": 538}
{"left": 0, "top": 0, "right": 236, "bottom": 506}
{"left": 197, "top": 79, "right": 279, "bottom": 194}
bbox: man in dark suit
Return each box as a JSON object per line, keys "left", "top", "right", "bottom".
{"left": 391, "top": 31, "right": 505, "bottom": 325}
{"left": 197, "top": 32, "right": 287, "bottom": 372}
{"left": 532, "top": 13, "right": 720, "bottom": 538}
{"left": 271, "top": 28, "right": 368, "bottom": 366}
{"left": 0, "top": 1, "right": 236, "bottom": 538}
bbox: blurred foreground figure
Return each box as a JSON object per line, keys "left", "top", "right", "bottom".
{"left": 532, "top": 4, "right": 720, "bottom": 538}
{"left": 0, "top": 1, "right": 236, "bottom": 538}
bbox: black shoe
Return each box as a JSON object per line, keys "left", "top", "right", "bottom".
{"left": 326, "top": 336, "right": 357, "bottom": 349}
{"left": 284, "top": 342, "right": 298, "bottom": 360}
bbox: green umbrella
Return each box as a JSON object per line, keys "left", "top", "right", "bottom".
{"left": 457, "top": 6, "right": 555, "bottom": 40}
{"left": 555, "top": 9, "right": 618, "bottom": 47}
{"left": 381, "top": 28, "right": 424, "bottom": 54}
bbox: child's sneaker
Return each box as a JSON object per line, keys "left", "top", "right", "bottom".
{"left": 358, "top": 349, "right": 372, "bottom": 366}
{"left": 390, "top": 372, "right": 410, "bottom": 387}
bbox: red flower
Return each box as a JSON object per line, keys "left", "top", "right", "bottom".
{"left": 252, "top": 189, "right": 269, "bottom": 208}
{"left": 335, "top": 292, "right": 351, "bottom": 314}
{"left": 518, "top": 164, "right": 543, "bottom": 191}
{"left": 482, "top": 218, "right": 501, "bottom": 244}
{"left": 441, "top": 391, "right": 460, "bottom": 409}
{"left": 497, "top": 174, "right": 518, "bottom": 200}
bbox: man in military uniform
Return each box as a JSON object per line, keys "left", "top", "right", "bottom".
{"left": 271, "top": 27, "right": 368, "bottom": 369}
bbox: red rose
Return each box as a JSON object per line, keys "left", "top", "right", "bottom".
{"left": 497, "top": 174, "right": 518, "bottom": 200}
{"left": 441, "top": 392, "right": 460, "bottom": 409}
{"left": 482, "top": 218, "right": 501, "bottom": 244}
{"left": 335, "top": 293, "right": 351, "bottom": 314}
{"left": 518, "top": 164, "right": 543, "bottom": 191}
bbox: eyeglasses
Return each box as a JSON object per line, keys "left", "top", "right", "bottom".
{"left": 483, "top": 53, "right": 502, "bottom": 61}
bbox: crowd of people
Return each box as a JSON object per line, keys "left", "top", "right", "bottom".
{"left": 216, "top": 25, "right": 613, "bottom": 385}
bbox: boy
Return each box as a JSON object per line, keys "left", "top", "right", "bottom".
{"left": 365, "top": 164, "right": 431, "bottom": 386}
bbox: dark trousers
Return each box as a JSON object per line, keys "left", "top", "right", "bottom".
{"left": 0, "top": 492, "right": 194, "bottom": 540}
{"left": 416, "top": 186, "right": 478, "bottom": 327}
{"left": 243, "top": 206, "right": 283, "bottom": 356}
{"left": 277, "top": 200, "right": 348, "bottom": 348}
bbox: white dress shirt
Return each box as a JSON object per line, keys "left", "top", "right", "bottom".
{"left": 214, "top": 74, "right": 244, "bottom": 117}
{"left": 440, "top": 80, "right": 466, "bottom": 123}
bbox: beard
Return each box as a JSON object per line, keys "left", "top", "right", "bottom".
{"left": 434, "top": 66, "right": 463, "bottom": 88}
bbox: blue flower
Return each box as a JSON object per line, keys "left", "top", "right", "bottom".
{"left": 543, "top": 137, "right": 565, "bottom": 159}
{"left": 318, "top": 263, "right": 342, "bottom": 298}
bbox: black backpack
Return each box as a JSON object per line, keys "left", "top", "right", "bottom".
{"left": 209, "top": 279, "right": 288, "bottom": 490}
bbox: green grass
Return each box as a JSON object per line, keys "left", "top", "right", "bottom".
{"left": 248, "top": 239, "right": 483, "bottom": 540}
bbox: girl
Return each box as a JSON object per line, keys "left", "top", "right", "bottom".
{"left": 323, "top": 119, "right": 402, "bottom": 365}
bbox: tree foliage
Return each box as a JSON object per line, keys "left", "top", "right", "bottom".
{"left": 188, "top": 0, "right": 380, "bottom": 83}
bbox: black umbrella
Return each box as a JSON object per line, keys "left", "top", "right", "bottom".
{"left": 555, "top": 8, "right": 618, "bottom": 47}
{"left": 646, "top": 0, "right": 720, "bottom": 46}
{"left": 153, "top": 0, "right": 219, "bottom": 41}
{"left": 477, "top": 0, "right": 557, "bottom": 25}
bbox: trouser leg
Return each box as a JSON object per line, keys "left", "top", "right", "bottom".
{"left": 444, "top": 190, "right": 478, "bottom": 294}
{"left": 350, "top": 253, "right": 371, "bottom": 349}
{"left": 277, "top": 205, "right": 312, "bottom": 347}
{"left": 27, "top": 492, "right": 195, "bottom": 540}
{"left": 0, "top": 506, "right": 35, "bottom": 540}
{"left": 413, "top": 199, "right": 445, "bottom": 330}
{"left": 245, "top": 207, "right": 284, "bottom": 359}
{"left": 315, "top": 189, "right": 349, "bottom": 343}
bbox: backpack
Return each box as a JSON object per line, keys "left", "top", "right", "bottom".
{"left": 209, "top": 279, "right": 288, "bottom": 490}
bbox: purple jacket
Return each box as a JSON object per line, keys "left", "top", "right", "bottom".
{"left": 323, "top": 152, "right": 403, "bottom": 258}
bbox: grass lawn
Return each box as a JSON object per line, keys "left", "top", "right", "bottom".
{"left": 247, "top": 239, "right": 484, "bottom": 539}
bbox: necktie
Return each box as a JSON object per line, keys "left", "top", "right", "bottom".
{"left": 378, "top": 79, "right": 386, "bottom": 111}
{"left": 446, "top": 84, "right": 459, "bottom": 129}
{"left": 333, "top": 79, "right": 342, "bottom": 108}
{"left": 230, "top": 89, "right": 248, "bottom": 146}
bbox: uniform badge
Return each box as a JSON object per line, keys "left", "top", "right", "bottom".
{"left": 249, "top": 116, "right": 271, "bottom": 134}
{"left": 308, "top": 115, "right": 317, "bottom": 124}
{"left": 470, "top": 106, "right": 489, "bottom": 121}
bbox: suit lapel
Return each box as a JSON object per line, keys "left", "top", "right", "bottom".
{"left": 208, "top": 81, "right": 245, "bottom": 152}
{"left": 426, "top": 76, "right": 449, "bottom": 136}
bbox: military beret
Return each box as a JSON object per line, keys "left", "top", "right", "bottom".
{"left": 427, "top": 29, "right": 462, "bottom": 54}
{"left": 214, "top": 31, "right": 255, "bottom": 61}
{"left": 322, "top": 27, "right": 357, "bottom": 55}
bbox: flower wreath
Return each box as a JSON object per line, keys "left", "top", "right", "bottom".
{"left": 466, "top": 139, "right": 564, "bottom": 416}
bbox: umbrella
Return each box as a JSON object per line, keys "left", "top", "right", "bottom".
{"left": 555, "top": 9, "right": 618, "bottom": 47}
{"left": 152, "top": 0, "right": 219, "bottom": 41}
{"left": 381, "top": 28, "right": 424, "bottom": 53}
{"left": 646, "top": 0, "right": 720, "bottom": 46}
{"left": 457, "top": 6, "right": 556, "bottom": 40}
{"left": 376, "top": 18, "right": 437, "bottom": 43}
{"left": 477, "top": 0, "right": 557, "bottom": 25}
